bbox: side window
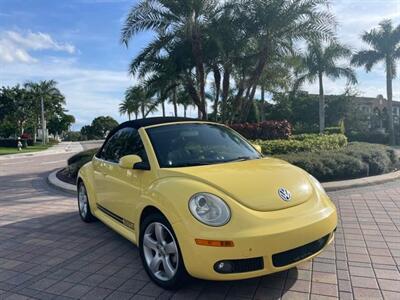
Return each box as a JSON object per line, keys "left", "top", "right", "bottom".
{"left": 99, "top": 127, "right": 148, "bottom": 163}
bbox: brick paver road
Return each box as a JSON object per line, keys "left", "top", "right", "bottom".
{"left": 0, "top": 148, "right": 399, "bottom": 299}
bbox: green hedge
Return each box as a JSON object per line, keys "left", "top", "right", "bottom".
{"left": 276, "top": 142, "right": 399, "bottom": 182}
{"left": 0, "top": 138, "right": 33, "bottom": 147}
{"left": 66, "top": 148, "right": 98, "bottom": 179}
{"left": 254, "top": 134, "right": 348, "bottom": 155}
{"left": 347, "top": 130, "right": 389, "bottom": 144}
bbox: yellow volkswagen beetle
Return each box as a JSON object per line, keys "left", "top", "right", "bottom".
{"left": 77, "top": 117, "right": 337, "bottom": 289}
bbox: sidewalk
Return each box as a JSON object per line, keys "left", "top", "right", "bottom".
{"left": 0, "top": 142, "right": 83, "bottom": 160}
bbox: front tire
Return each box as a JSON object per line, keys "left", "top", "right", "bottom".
{"left": 77, "top": 181, "right": 95, "bottom": 222}
{"left": 139, "top": 213, "right": 188, "bottom": 289}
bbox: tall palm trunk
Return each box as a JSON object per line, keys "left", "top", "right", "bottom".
{"left": 185, "top": 74, "right": 205, "bottom": 118}
{"left": 161, "top": 101, "right": 166, "bottom": 117}
{"left": 191, "top": 24, "right": 207, "bottom": 120}
{"left": 184, "top": 105, "right": 187, "bottom": 117}
{"left": 128, "top": 113, "right": 131, "bottom": 121}
{"left": 234, "top": 47, "right": 268, "bottom": 122}
{"left": 141, "top": 104, "right": 145, "bottom": 119}
{"left": 386, "top": 59, "right": 395, "bottom": 145}
{"left": 318, "top": 72, "right": 325, "bottom": 133}
{"left": 213, "top": 65, "right": 221, "bottom": 121}
{"left": 260, "top": 86, "right": 265, "bottom": 121}
{"left": 33, "top": 122, "right": 37, "bottom": 144}
{"left": 221, "top": 67, "right": 230, "bottom": 123}
{"left": 172, "top": 88, "right": 178, "bottom": 117}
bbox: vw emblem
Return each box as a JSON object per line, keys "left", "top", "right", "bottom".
{"left": 278, "top": 188, "right": 291, "bottom": 201}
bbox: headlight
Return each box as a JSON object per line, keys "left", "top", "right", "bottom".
{"left": 189, "top": 193, "right": 231, "bottom": 226}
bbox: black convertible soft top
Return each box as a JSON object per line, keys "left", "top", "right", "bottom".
{"left": 117, "top": 117, "right": 198, "bottom": 131}
{"left": 97, "top": 117, "right": 199, "bottom": 155}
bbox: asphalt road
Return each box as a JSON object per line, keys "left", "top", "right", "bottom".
{"left": 0, "top": 144, "right": 399, "bottom": 299}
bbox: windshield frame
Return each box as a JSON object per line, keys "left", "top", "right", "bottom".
{"left": 144, "top": 122, "right": 262, "bottom": 169}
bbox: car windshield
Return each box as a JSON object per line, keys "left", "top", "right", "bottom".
{"left": 146, "top": 123, "right": 261, "bottom": 168}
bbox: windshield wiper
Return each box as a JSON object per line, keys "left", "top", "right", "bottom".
{"left": 223, "top": 156, "right": 253, "bottom": 163}
{"left": 171, "top": 161, "right": 213, "bottom": 167}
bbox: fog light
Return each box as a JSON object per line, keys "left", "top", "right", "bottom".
{"left": 214, "top": 260, "right": 233, "bottom": 273}
{"left": 214, "top": 257, "right": 264, "bottom": 274}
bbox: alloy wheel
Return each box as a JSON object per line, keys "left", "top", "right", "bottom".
{"left": 78, "top": 184, "right": 88, "bottom": 218}
{"left": 143, "top": 222, "right": 179, "bottom": 281}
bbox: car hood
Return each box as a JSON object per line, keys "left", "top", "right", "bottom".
{"left": 160, "top": 158, "right": 316, "bottom": 212}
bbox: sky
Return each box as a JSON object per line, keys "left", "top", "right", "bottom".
{"left": 0, "top": 0, "right": 399, "bottom": 130}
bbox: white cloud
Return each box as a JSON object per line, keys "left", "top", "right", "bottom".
{"left": 0, "top": 30, "right": 76, "bottom": 63}
{"left": 0, "top": 58, "right": 131, "bottom": 127}
{"left": 332, "top": 0, "right": 400, "bottom": 50}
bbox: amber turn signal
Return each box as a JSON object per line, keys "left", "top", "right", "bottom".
{"left": 195, "top": 239, "right": 234, "bottom": 247}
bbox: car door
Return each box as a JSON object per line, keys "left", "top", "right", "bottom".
{"left": 94, "top": 127, "right": 148, "bottom": 231}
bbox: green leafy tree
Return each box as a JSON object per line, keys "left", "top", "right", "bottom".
{"left": 351, "top": 19, "right": 400, "bottom": 145}
{"left": 80, "top": 125, "right": 94, "bottom": 140}
{"left": 0, "top": 85, "right": 34, "bottom": 136}
{"left": 91, "top": 116, "right": 119, "bottom": 139}
{"left": 47, "top": 113, "right": 75, "bottom": 136}
{"left": 294, "top": 40, "right": 357, "bottom": 133}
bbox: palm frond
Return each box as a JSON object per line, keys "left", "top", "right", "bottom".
{"left": 327, "top": 66, "right": 358, "bottom": 84}
{"left": 351, "top": 50, "right": 384, "bottom": 72}
{"left": 121, "top": 0, "right": 174, "bottom": 46}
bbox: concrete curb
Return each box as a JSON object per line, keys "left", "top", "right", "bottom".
{"left": 48, "top": 169, "right": 76, "bottom": 195}
{"left": 322, "top": 170, "right": 400, "bottom": 191}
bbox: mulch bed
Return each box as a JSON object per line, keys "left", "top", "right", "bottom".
{"left": 56, "top": 168, "right": 76, "bottom": 185}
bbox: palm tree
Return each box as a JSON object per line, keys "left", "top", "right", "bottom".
{"left": 176, "top": 90, "right": 195, "bottom": 118}
{"left": 119, "top": 96, "right": 139, "bottom": 120}
{"left": 121, "top": 0, "right": 221, "bottom": 119}
{"left": 295, "top": 40, "right": 357, "bottom": 133}
{"left": 125, "top": 85, "right": 157, "bottom": 119}
{"left": 25, "top": 80, "right": 65, "bottom": 143}
{"left": 351, "top": 20, "right": 400, "bottom": 145}
{"left": 230, "top": 0, "right": 336, "bottom": 123}
{"left": 121, "top": 0, "right": 335, "bottom": 123}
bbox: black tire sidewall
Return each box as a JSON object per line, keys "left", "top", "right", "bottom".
{"left": 139, "top": 213, "right": 188, "bottom": 289}
{"left": 77, "top": 181, "right": 95, "bottom": 223}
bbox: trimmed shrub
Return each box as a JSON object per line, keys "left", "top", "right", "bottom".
{"left": 64, "top": 131, "right": 85, "bottom": 141}
{"left": 254, "top": 134, "right": 348, "bottom": 155}
{"left": 277, "top": 152, "right": 368, "bottom": 182}
{"left": 66, "top": 148, "right": 99, "bottom": 181}
{"left": 324, "top": 127, "right": 342, "bottom": 134}
{"left": 0, "top": 138, "right": 33, "bottom": 147}
{"left": 344, "top": 143, "right": 396, "bottom": 175}
{"left": 347, "top": 130, "right": 389, "bottom": 144}
{"left": 230, "top": 120, "right": 292, "bottom": 140}
{"left": 67, "top": 148, "right": 98, "bottom": 165}
{"left": 66, "top": 148, "right": 98, "bottom": 180}
{"left": 276, "top": 142, "right": 399, "bottom": 182}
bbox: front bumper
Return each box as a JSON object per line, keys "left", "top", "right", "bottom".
{"left": 173, "top": 198, "right": 337, "bottom": 280}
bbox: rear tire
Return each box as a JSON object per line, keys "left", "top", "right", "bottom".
{"left": 77, "top": 181, "right": 96, "bottom": 223}
{"left": 139, "top": 213, "right": 188, "bottom": 289}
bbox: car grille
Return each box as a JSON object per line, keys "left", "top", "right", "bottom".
{"left": 272, "top": 234, "right": 330, "bottom": 267}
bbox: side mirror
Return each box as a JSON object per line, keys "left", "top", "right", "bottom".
{"left": 252, "top": 144, "right": 262, "bottom": 153}
{"left": 119, "top": 155, "right": 143, "bottom": 169}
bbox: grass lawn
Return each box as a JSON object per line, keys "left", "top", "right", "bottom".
{"left": 0, "top": 144, "right": 52, "bottom": 155}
